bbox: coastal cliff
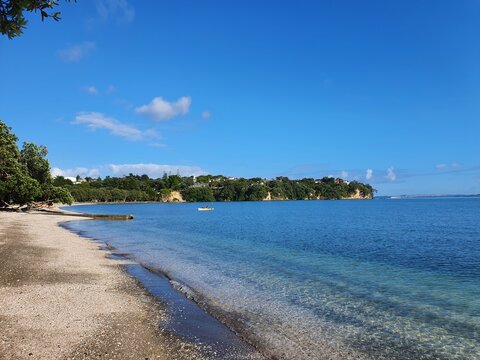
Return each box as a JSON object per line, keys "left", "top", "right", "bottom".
{"left": 341, "top": 189, "right": 373, "bottom": 200}
{"left": 162, "top": 191, "right": 185, "bottom": 203}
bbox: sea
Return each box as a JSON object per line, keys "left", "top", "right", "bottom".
{"left": 64, "top": 198, "right": 480, "bottom": 359}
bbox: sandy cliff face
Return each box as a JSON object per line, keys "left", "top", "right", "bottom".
{"left": 162, "top": 191, "right": 185, "bottom": 203}
{"left": 343, "top": 189, "right": 372, "bottom": 200}
{"left": 263, "top": 192, "right": 291, "bottom": 201}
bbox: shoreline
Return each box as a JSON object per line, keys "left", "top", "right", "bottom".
{"left": 0, "top": 211, "right": 262, "bottom": 359}
{"left": 60, "top": 221, "right": 277, "bottom": 359}
{"left": 60, "top": 221, "right": 264, "bottom": 360}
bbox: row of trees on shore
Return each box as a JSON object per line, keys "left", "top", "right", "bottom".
{"left": 55, "top": 173, "right": 375, "bottom": 203}
{"left": 1, "top": 119, "right": 375, "bottom": 207}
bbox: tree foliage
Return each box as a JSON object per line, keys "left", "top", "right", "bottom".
{"left": 182, "top": 187, "right": 215, "bottom": 202}
{"left": 0, "top": 120, "right": 39, "bottom": 205}
{"left": 0, "top": 0, "right": 72, "bottom": 39}
{"left": 20, "top": 142, "right": 51, "bottom": 184}
{"left": 40, "top": 182, "right": 74, "bottom": 204}
{"left": 0, "top": 119, "right": 73, "bottom": 207}
{"left": 58, "top": 173, "right": 375, "bottom": 203}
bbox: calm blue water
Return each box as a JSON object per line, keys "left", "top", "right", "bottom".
{"left": 65, "top": 199, "right": 480, "bottom": 359}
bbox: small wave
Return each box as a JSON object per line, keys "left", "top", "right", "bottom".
{"left": 170, "top": 280, "right": 197, "bottom": 300}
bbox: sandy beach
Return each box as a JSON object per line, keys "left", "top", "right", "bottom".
{"left": 0, "top": 211, "right": 208, "bottom": 360}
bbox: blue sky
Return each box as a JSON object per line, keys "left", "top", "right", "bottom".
{"left": 1, "top": 0, "right": 479, "bottom": 195}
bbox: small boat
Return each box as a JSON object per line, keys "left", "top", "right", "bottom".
{"left": 198, "top": 206, "right": 214, "bottom": 211}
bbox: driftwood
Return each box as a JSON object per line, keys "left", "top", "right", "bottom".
{"left": 1, "top": 200, "right": 55, "bottom": 212}
{"left": 0, "top": 201, "right": 29, "bottom": 212}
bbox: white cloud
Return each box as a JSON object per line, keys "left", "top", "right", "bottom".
{"left": 59, "top": 42, "right": 95, "bottom": 62}
{"left": 340, "top": 170, "right": 349, "bottom": 179}
{"left": 85, "top": 86, "right": 99, "bottom": 95}
{"left": 135, "top": 96, "right": 191, "bottom": 121}
{"left": 435, "top": 163, "right": 447, "bottom": 169}
{"left": 366, "top": 168, "right": 373, "bottom": 180}
{"left": 201, "top": 111, "right": 212, "bottom": 120}
{"left": 96, "top": 0, "right": 135, "bottom": 23}
{"left": 73, "top": 112, "right": 157, "bottom": 140}
{"left": 385, "top": 167, "right": 396, "bottom": 182}
{"left": 108, "top": 163, "right": 207, "bottom": 177}
{"left": 51, "top": 167, "right": 100, "bottom": 178}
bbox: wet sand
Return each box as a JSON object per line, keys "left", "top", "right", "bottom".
{"left": 0, "top": 212, "right": 212, "bottom": 359}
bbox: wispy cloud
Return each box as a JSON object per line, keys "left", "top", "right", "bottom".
{"left": 59, "top": 42, "right": 95, "bottom": 62}
{"left": 85, "top": 86, "right": 99, "bottom": 95}
{"left": 385, "top": 167, "right": 396, "bottom": 182}
{"left": 201, "top": 111, "right": 212, "bottom": 120}
{"left": 84, "top": 85, "right": 116, "bottom": 96}
{"left": 114, "top": 98, "right": 134, "bottom": 110}
{"left": 108, "top": 163, "right": 207, "bottom": 177}
{"left": 435, "top": 163, "right": 462, "bottom": 170}
{"left": 136, "top": 96, "right": 191, "bottom": 121}
{"left": 51, "top": 167, "right": 100, "bottom": 178}
{"left": 73, "top": 112, "right": 157, "bottom": 141}
{"left": 401, "top": 165, "right": 479, "bottom": 179}
{"left": 366, "top": 168, "right": 373, "bottom": 180}
{"left": 149, "top": 143, "right": 168, "bottom": 149}
{"left": 96, "top": 0, "right": 135, "bottom": 23}
{"left": 340, "top": 170, "right": 349, "bottom": 179}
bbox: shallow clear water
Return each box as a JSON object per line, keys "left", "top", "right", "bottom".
{"left": 66, "top": 198, "right": 480, "bottom": 359}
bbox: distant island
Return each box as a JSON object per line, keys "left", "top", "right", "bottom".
{"left": 54, "top": 174, "right": 375, "bottom": 203}
{"left": 378, "top": 194, "right": 480, "bottom": 200}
